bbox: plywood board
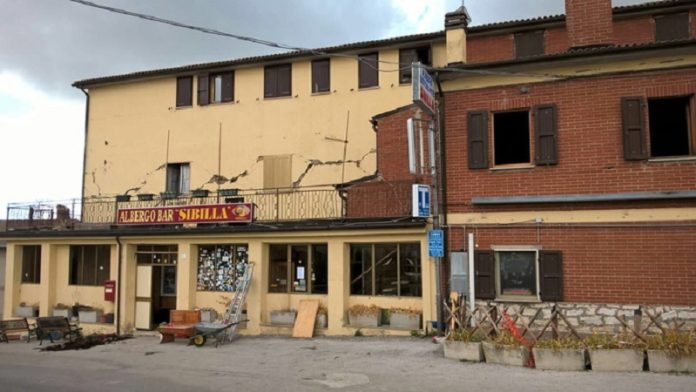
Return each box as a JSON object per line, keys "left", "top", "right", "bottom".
{"left": 135, "top": 301, "right": 151, "bottom": 330}
{"left": 292, "top": 299, "right": 320, "bottom": 338}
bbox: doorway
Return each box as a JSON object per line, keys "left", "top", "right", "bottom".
{"left": 135, "top": 245, "right": 178, "bottom": 330}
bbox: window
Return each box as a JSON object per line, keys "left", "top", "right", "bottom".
{"left": 649, "top": 97, "right": 694, "bottom": 158}
{"left": 350, "top": 243, "right": 421, "bottom": 297}
{"left": 166, "top": 163, "right": 190, "bottom": 194}
{"left": 311, "top": 59, "right": 330, "bottom": 93}
{"left": 268, "top": 244, "right": 328, "bottom": 294}
{"left": 263, "top": 155, "right": 292, "bottom": 189}
{"left": 69, "top": 245, "right": 111, "bottom": 286}
{"left": 655, "top": 13, "right": 690, "bottom": 41}
{"left": 358, "top": 52, "right": 379, "bottom": 88}
{"left": 176, "top": 76, "right": 193, "bottom": 107}
{"left": 198, "top": 72, "right": 234, "bottom": 105}
{"left": 136, "top": 245, "right": 178, "bottom": 264}
{"left": 21, "top": 245, "right": 41, "bottom": 284}
{"left": 497, "top": 251, "right": 537, "bottom": 298}
{"left": 493, "top": 110, "right": 531, "bottom": 165}
{"left": 197, "top": 244, "right": 248, "bottom": 292}
{"left": 514, "top": 30, "right": 544, "bottom": 59}
{"left": 264, "top": 64, "right": 292, "bottom": 98}
{"left": 399, "top": 46, "right": 431, "bottom": 84}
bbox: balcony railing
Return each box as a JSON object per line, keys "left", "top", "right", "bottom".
{"left": 5, "top": 183, "right": 413, "bottom": 231}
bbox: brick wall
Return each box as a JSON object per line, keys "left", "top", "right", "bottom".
{"left": 444, "top": 68, "right": 696, "bottom": 214}
{"left": 565, "top": 0, "right": 613, "bottom": 48}
{"left": 447, "top": 224, "right": 696, "bottom": 306}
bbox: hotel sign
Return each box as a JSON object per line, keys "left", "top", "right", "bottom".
{"left": 117, "top": 203, "right": 253, "bottom": 225}
{"left": 412, "top": 63, "right": 435, "bottom": 115}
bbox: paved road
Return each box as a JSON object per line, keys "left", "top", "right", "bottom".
{"left": 0, "top": 336, "right": 693, "bottom": 391}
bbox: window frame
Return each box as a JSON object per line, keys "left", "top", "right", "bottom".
{"left": 647, "top": 95, "right": 696, "bottom": 159}
{"left": 349, "top": 242, "right": 422, "bottom": 298}
{"left": 21, "top": 245, "right": 41, "bottom": 284}
{"left": 264, "top": 63, "right": 292, "bottom": 98}
{"left": 69, "top": 245, "right": 111, "bottom": 287}
{"left": 209, "top": 71, "right": 235, "bottom": 104}
{"left": 165, "top": 162, "right": 191, "bottom": 194}
{"left": 311, "top": 59, "right": 331, "bottom": 94}
{"left": 492, "top": 247, "right": 541, "bottom": 302}
{"left": 267, "top": 243, "right": 328, "bottom": 295}
{"left": 492, "top": 109, "right": 533, "bottom": 168}
{"left": 358, "top": 52, "right": 379, "bottom": 89}
{"left": 175, "top": 76, "right": 193, "bottom": 108}
{"left": 399, "top": 46, "right": 432, "bottom": 84}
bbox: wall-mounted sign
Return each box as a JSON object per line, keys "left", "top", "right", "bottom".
{"left": 412, "top": 184, "right": 431, "bottom": 218}
{"left": 428, "top": 229, "right": 445, "bottom": 258}
{"left": 117, "top": 203, "right": 253, "bottom": 225}
{"left": 412, "top": 63, "right": 435, "bottom": 115}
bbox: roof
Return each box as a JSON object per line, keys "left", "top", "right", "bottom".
{"left": 73, "top": 0, "right": 696, "bottom": 88}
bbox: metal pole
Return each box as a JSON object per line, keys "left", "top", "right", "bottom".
{"left": 429, "top": 114, "right": 443, "bottom": 333}
{"left": 468, "top": 232, "right": 475, "bottom": 327}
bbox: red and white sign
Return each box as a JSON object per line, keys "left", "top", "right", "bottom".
{"left": 116, "top": 203, "right": 253, "bottom": 225}
{"left": 412, "top": 63, "right": 435, "bottom": 115}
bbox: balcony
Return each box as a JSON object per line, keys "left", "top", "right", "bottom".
{"left": 5, "top": 183, "right": 414, "bottom": 231}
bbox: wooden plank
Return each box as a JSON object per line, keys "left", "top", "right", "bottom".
{"left": 292, "top": 300, "right": 320, "bottom": 338}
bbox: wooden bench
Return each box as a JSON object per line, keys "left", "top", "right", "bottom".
{"left": 158, "top": 310, "right": 200, "bottom": 344}
{"left": 35, "top": 316, "right": 83, "bottom": 345}
{"left": 0, "top": 318, "right": 36, "bottom": 343}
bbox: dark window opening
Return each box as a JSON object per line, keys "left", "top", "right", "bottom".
{"left": 268, "top": 244, "right": 327, "bottom": 294}
{"left": 358, "top": 53, "right": 379, "bottom": 88}
{"left": 176, "top": 76, "right": 193, "bottom": 107}
{"left": 349, "top": 243, "right": 421, "bottom": 297}
{"left": 655, "top": 13, "right": 690, "bottom": 41}
{"left": 514, "top": 30, "right": 545, "bottom": 59}
{"left": 21, "top": 245, "right": 41, "bottom": 284}
{"left": 210, "top": 72, "right": 234, "bottom": 103}
{"left": 399, "top": 46, "right": 432, "bottom": 84}
{"left": 649, "top": 97, "right": 693, "bottom": 157}
{"left": 494, "top": 111, "right": 531, "bottom": 165}
{"left": 264, "top": 64, "right": 292, "bottom": 98}
{"left": 166, "top": 163, "right": 190, "bottom": 194}
{"left": 69, "top": 245, "right": 111, "bottom": 286}
{"left": 311, "top": 59, "right": 330, "bottom": 93}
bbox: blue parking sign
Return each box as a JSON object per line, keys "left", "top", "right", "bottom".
{"left": 428, "top": 229, "right": 444, "bottom": 258}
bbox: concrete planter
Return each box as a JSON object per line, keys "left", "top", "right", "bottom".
{"left": 315, "top": 313, "right": 327, "bottom": 329}
{"left": 648, "top": 350, "right": 696, "bottom": 373}
{"left": 589, "top": 349, "right": 644, "bottom": 372}
{"left": 482, "top": 342, "right": 530, "bottom": 367}
{"left": 52, "top": 308, "right": 71, "bottom": 318}
{"left": 15, "top": 306, "right": 38, "bottom": 318}
{"left": 78, "top": 309, "right": 103, "bottom": 323}
{"left": 533, "top": 348, "right": 587, "bottom": 371}
{"left": 444, "top": 341, "right": 484, "bottom": 362}
{"left": 348, "top": 313, "right": 381, "bottom": 328}
{"left": 200, "top": 309, "right": 218, "bottom": 323}
{"left": 389, "top": 313, "right": 420, "bottom": 329}
{"left": 270, "top": 310, "right": 296, "bottom": 325}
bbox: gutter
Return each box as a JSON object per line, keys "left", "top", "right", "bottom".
{"left": 79, "top": 88, "right": 90, "bottom": 207}
{"left": 115, "top": 235, "right": 122, "bottom": 335}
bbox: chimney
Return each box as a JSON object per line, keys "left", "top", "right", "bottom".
{"left": 565, "top": 0, "right": 614, "bottom": 49}
{"left": 445, "top": 6, "right": 471, "bottom": 65}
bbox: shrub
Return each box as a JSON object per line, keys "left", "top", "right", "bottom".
{"left": 348, "top": 304, "right": 381, "bottom": 317}
{"left": 583, "top": 334, "right": 646, "bottom": 350}
{"left": 645, "top": 331, "right": 696, "bottom": 356}
{"left": 448, "top": 329, "right": 486, "bottom": 343}
{"left": 388, "top": 307, "right": 421, "bottom": 316}
{"left": 490, "top": 330, "right": 522, "bottom": 348}
{"left": 535, "top": 337, "right": 584, "bottom": 350}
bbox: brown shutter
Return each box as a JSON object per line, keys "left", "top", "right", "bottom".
{"left": 277, "top": 64, "right": 292, "bottom": 97}
{"left": 176, "top": 76, "right": 192, "bottom": 107}
{"left": 622, "top": 97, "right": 648, "bottom": 160}
{"left": 311, "top": 59, "right": 330, "bottom": 93}
{"left": 197, "top": 74, "right": 209, "bottom": 106}
{"left": 539, "top": 251, "right": 563, "bottom": 302}
{"left": 474, "top": 251, "right": 495, "bottom": 299}
{"left": 359, "top": 53, "right": 378, "bottom": 88}
{"left": 655, "top": 13, "right": 690, "bottom": 41}
{"left": 535, "top": 104, "right": 558, "bottom": 165}
{"left": 399, "top": 49, "right": 415, "bottom": 84}
{"left": 514, "top": 30, "right": 545, "bottom": 58}
{"left": 264, "top": 66, "right": 277, "bottom": 98}
{"left": 468, "top": 110, "right": 489, "bottom": 169}
{"left": 221, "top": 72, "right": 234, "bottom": 102}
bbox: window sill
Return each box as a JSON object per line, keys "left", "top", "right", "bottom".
{"left": 203, "top": 101, "right": 235, "bottom": 106}
{"left": 264, "top": 95, "right": 293, "bottom": 100}
{"left": 494, "top": 296, "right": 541, "bottom": 303}
{"left": 648, "top": 156, "right": 696, "bottom": 163}
{"left": 311, "top": 91, "right": 331, "bottom": 96}
{"left": 358, "top": 86, "right": 380, "bottom": 91}
{"left": 174, "top": 105, "right": 192, "bottom": 110}
{"left": 490, "top": 164, "right": 535, "bottom": 172}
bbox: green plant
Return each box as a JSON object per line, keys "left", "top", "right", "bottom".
{"left": 535, "top": 337, "right": 585, "bottom": 350}
{"left": 354, "top": 329, "right": 364, "bottom": 337}
{"left": 645, "top": 331, "right": 696, "bottom": 356}
{"left": 490, "top": 330, "right": 523, "bottom": 348}
{"left": 583, "top": 334, "right": 646, "bottom": 350}
{"left": 448, "top": 329, "right": 486, "bottom": 343}
{"left": 410, "top": 330, "right": 424, "bottom": 338}
{"left": 348, "top": 304, "right": 381, "bottom": 317}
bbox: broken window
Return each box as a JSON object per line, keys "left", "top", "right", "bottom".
{"left": 21, "top": 245, "right": 41, "bottom": 284}
{"left": 493, "top": 110, "right": 531, "bottom": 165}
{"left": 648, "top": 97, "right": 694, "bottom": 158}
{"left": 349, "top": 243, "right": 421, "bottom": 297}
{"left": 267, "top": 244, "right": 328, "bottom": 294}
{"left": 210, "top": 72, "right": 234, "bottom": 103}
{"left": 166, "top": 163, "right": 190, "bottom": 194}
{"left": 399, "top": 46, "right": 432, "bottom": 84}
{"left": 514, "top": 30, "right": 545, "bottom": 59}
{"left": 69, "top": 245, "right": 111, "bottom": 286}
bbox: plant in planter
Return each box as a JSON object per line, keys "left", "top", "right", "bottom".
{"left": 15, "top": 302, "right": 38, "bottom": 318}
{"left": 191, "top": 189, "right": 210, "bottom": 198}
{"left": 160, "top": 191, "right": 179, "bottom": 200}
{"left": 348, "top": 305, "right": 381, "bottom": 328}
{"left": 482, "top": 331, "right": 530, "bottom": 367}
{"left": 533, "top": 337, "right": 587, "bottom": 371}
{"left": 137, "top": 193, "right": 154, "bottom": 201}
{"left": 645, "top": 331, "right": 696, "bottom": 373}
{"left": 219, "top": 188, "right": 239, "bottom": 197}
{"left": 52, "top": 303, "right": 71, "bottom": 318}
{"left": 584, "top": 334, "right": 646, "bottom": 372}
{"left": 315, "top": 306, "right": 328, "bottom": 329}
{"left": 388, "top": 308, "right": 421, "bottom": 330}
{"left": 270, "top": 309, "right": 297, "bottom": 325}
{"left": 199, "top": 307, "right": 218, "bottom": 323}
{"left": 444, "top": 329, "right": 486, "bottom": 362}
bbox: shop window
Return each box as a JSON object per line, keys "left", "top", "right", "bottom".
{"left": 21, "top": 245, "right": 41, "bottom": 284}
{"left": 268, "top": 244, "right": 327, "bottom": 294}
{"left": 493, "top": 110, "right": 531, "bottom": 166}
{"left": 198, "top": 72, "right": 234, "bottom": 105}
{"left": 264, "top": 64, "right": 292, "bottom": 98}
{"left": 399, "top": 46, "right": 431, "bottom": 84}
{"left": 349, "top": 243, "right": 421, "bottom": 297}
{"left": 358, "top": 52, "right": 379, "bottom": 88}
{"left": 166, "top": 163, "right": 190, "bottom": 194}
{"left": 648, "top": 97, "right": 694, "bottom": 158}
{"left": 197, "top": 244, "right": 248, "bottom": 292}
{"left": 655, "top": 13, "right": 690, "bottom": 42}
{"left": 176, "top": 76, "right": 193, "bottom": 107}
{"left": 514, "top": 30, "right": 544, "bottom": 59}
{"left": 136, "top": 245, "right": 178, "bottom": 264}
{"left": 69, "top": 245, "right": 111, "bottom": 286}
{"left": 263, "top": 155, "right": 292, "bottom": 189}
{"left": 311, "top": 59, "right": 330, "bottom": 93}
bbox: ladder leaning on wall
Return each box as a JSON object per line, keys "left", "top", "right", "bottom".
{"left": 219, "top": 262, "right": 254, "bottom": 343}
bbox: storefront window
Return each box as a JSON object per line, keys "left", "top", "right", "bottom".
{"left": 350, "top": 244, "right": 372, "bottom": 295}
{"left": 269, "top": 245, "right": 288, "bottom": 293}
{"left": 196, "top": 244, "right": 248, "bottom": 292}
{"left": 349, "top": 243, "right": 421, "bottom": 297}
{"left": 268, "top": 244, "right": 328, "bottom": 294}
{"left": 69, "top": 245, "right": 110, "bottom": 286}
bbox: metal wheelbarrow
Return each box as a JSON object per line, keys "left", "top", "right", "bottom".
{"left": 188, "top": 320, "right": 246, "bottom": 347}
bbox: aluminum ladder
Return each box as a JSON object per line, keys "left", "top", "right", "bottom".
{"left": 219, "top": 262, "right": 254, "bottom": 343}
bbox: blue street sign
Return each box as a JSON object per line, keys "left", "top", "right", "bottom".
{"left": 428, "top": 229, "right": 444, "bottom": 258}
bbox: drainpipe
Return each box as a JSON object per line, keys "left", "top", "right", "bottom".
{"left": 79, "top": 88, "right": 90, "bottom": 208}
{"left": 115, "top": 235, "right": 122, "bottom": 335}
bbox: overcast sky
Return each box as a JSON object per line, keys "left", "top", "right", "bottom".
{"left": 0, "top": 0, "right": 648, "bottom": 218}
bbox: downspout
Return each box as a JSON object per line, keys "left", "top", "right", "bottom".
{"left": 79, "top": 87, "right": 90, "bottom": 206}
{"left": 115, "top": 235, "right": 122, "bottom": 335}
{"left": 434, "top": 73, "right": 450, "bottom": 323}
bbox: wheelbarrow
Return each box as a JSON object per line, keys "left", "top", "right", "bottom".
{"left": 188, "top": 320, "right": 246, "bottom": 347}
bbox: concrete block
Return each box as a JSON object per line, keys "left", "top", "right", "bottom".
{"left": 648, "top": 350, "right": 696, "bottom": 373}
{"left": 444, "top": 341, "right": 484, "bottom": 362}
{"left": 533, "top": 348, "right": 587, "bottom": 371}
{"left": 589, "top": 349, "right": 645, "bottom": 372}
{"left": 348, "top": 313, "right": 380, "bottom": 328}
{"left": 389, "top": 313, "right": 420, "bottom": 330}
{"left": 270, "top": 310, "right": 297, "bottom": 325}
{"left": 482, "top": 342, "right": 530, "bottom": 367}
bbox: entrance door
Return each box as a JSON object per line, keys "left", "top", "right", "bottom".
{"left": 135, "top": 265, "right": 153, "bottom": 330}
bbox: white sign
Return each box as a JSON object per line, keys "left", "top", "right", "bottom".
{"left": 412, "top": 184, "right": 431, "bottom": 218}
{"left": 412, "top": 63, "right": 435, "bottom": 115}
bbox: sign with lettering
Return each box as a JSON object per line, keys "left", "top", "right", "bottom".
{"left": 412, "top": 63, "right": 435, "bottom": 115}
{"left": 116, "top": 203, "right": 253, "bottom": 225}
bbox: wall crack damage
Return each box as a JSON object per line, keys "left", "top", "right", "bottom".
{"left": 292, "top": 149, "right": 375, "bottom": 187}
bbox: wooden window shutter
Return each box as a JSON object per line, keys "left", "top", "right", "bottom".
{"left": 539, "top": 251, "right": 563, "bottom": 302}
{"left": 311, "top": 59, "right": 330, "bottom": 93}
{"left": 474, "top": 251, "right": 495, "bottom": 299}
{"left": 221, "top": 72, "right": 234, "bottom": 102}
{"left": 359, "top": 53, "right": 378, "bottom": 88}
{"left": 514, "top": 30, "right": 545, "bottom": 59}
{"left": 264, "top": 67, "right": 277, "bottom": 98}
{"left": 197, "top": 74, "right": 209, "bottom": 106}
{"left": 176, "top": 76, "right": 192, "bottom": 107}
{"left": 534, "top": 104, "right": 558, "bottom": 165}
{"left": 263, "top": 155, "right": 292, "bottom": 189}
{"left": 622, "top": 97, "right": 648, "bottom": 160}
{"left": 468, "top": 110, "right": 489, "bottom": 169}
{"left": 278, "top": 64, "right": 292, "bottom": 97}
{"left": 655, "top": 13, "right": 690, "bottom": 41}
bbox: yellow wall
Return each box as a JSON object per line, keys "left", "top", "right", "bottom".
{"left": 84, "top": 44, "right": 446, "bottom": 198}
{"left": 18, "top": 284, "right": 40, "bottom": 308}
